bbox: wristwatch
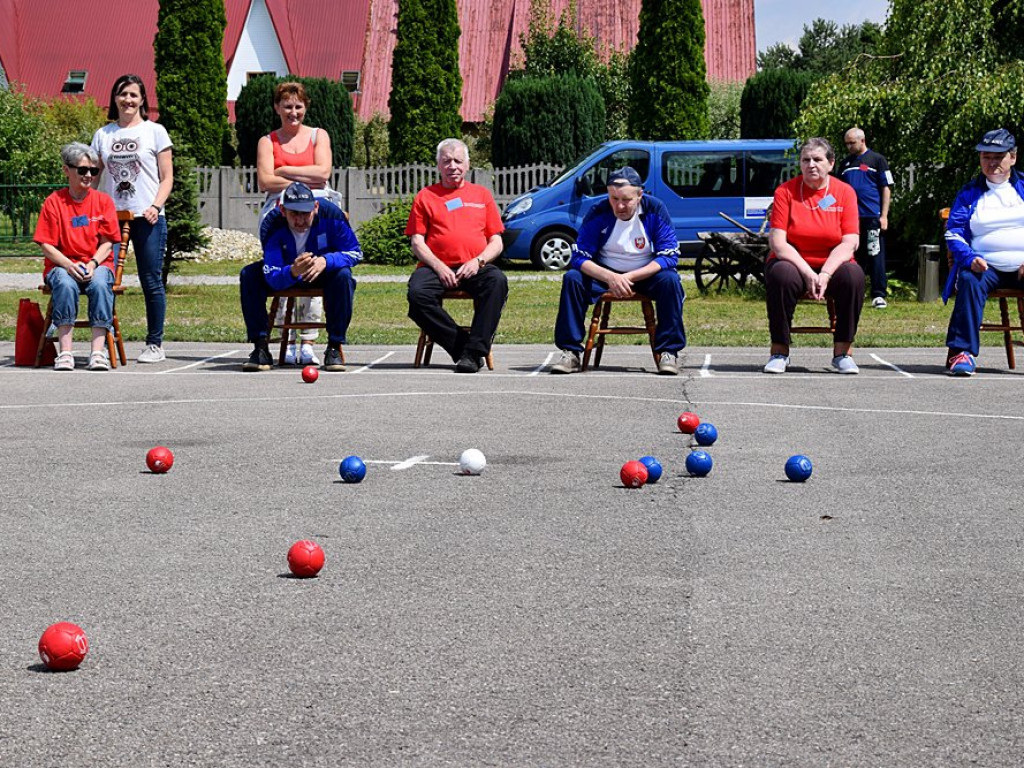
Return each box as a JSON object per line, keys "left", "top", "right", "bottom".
{"left": 477, "top": 257, "right": 486, "bottom": 268}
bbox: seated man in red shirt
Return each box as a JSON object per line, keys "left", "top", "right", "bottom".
{"left": 34, "top": 143, "right": 122, "bottom": 371}
{"left": 405, "top": 139, "right": 508, "bottom": 373}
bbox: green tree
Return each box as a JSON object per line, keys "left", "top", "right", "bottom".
{"left": 162, "top": 150, "right": 207, "bottom": 281}
{"left": 354, "top": 113, "right": 390, "bottom": 167}
{"left": 491, "top": 74, "right": 604, "bottom": 167}
{"left": 234, "top": 75, "right": 355, "bottom": 167}
{"left": 154, "top": 0, "right": 231, "bottom": 167}
{"left": 628, "top": 0, "right": 709, "bottom": 140}
{"left": 387, "top": 0, "right": 463, "bottom": 164}
{"left": 740, "top": 69, "right": 813, "bottom": 138}
{"left": 795, "top": 0, "right": 1024, "bottom": 245}
{"left": 708, "top": 81, "right": 743, "bottom": 139}
{"left": 757, "top": 19, "right": 883, "bottom": 77}
{"left": 0, "top": 87, "right": 61, "bottom": 184}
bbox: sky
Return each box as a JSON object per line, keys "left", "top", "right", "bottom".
{"left": 754, "top": 0, "right": 891, "bottom": 52}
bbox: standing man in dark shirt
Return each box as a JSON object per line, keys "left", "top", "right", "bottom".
{"left": 838, "top": 127, "right": 893, "bottom": 308}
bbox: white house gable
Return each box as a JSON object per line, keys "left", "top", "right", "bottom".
{"left": 226, "top": 0, "right": 289, "bottom": 100}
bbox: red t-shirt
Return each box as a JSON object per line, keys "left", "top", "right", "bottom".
{"left": 34, "top": 188, "right": 120, "bottom": 278}
{"left": 770, "top": 176, "right": 859, "bottom": 269}
{"left": 405, "top": 182, "right": 504, "bottom": 267}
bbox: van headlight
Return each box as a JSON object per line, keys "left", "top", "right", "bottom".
{"left": 505, "top": 197, "right": 533, "bottom": 218}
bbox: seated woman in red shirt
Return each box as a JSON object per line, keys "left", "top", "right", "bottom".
{"left": 763, "top": 137, "right": 864, "bottom": 374}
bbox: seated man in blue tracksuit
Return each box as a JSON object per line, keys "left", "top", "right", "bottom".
{"left": 551, "top": 166, "right": 686, "bottom": 374}
{"left": 239, "top": 182, "right": 361, "bottom": 372}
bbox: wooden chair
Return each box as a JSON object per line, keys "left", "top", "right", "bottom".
{"left": 791, "top": 296, "right": 837, "bottom": 336}
{"left": 941, "top": 207, "right": 1024, "bottom": 368}
{"left": 35, "top": 210, "right": 132, "bottom": 368}
{"left": 581, "top": 293, "right": 658, "bottom": 371}
{"left": 413, "top": 289, "right": 495, "bottom": 370}
{"left": 266, "top": 287, "right": 335, "bottom": 366}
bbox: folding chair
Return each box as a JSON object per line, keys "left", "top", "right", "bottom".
{"left": 413, "top": 289, "right": 495, "bottom": 370}
{"left": 581, "top": 293, "right": 658, "bottom": 371}
{"left": 35, "top": 210, "right": 132, "bottom": 368}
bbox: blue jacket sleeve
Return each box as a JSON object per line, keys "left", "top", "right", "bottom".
{"left": 315, "top": 213, "right": 362, "bottom": 270}
{"left": 644, "top": 198, "right": 680, "bottom": 271}
{"left": 262, "top": 229, "right": 299, "bottom": 291}
{"left": 942, "top": 185, "right": 977, "bottom": 303}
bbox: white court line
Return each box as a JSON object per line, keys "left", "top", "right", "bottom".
{"left": 700, "top": 354, "right": 712, "bottom": 378}
{"left": 362, "top": 458, "right": 459, "bottom": 469}
{"left": 351, "top": 351, "right": 395, "bottom": 373}
{"left": 870, "top": 353, "right": 914, "bottom": 378}
{"left": 160, "top": 350, "right": 240, "bottom": 373}
{"left": 530, "top": 352, "right": 555, "bottom": 376}
{"left": 389, "top": 455, "right": 430, "bottom": 470}
{"left": 4, "top": 388, "right": 1024, "bottom": 423}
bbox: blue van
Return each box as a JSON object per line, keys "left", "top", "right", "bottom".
{"left": 500, "top": 139, "right": 798, "bottom": 269}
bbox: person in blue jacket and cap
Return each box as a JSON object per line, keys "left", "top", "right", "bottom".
{"left": 239, "top": 181, "right": 361, "bottom": 372}
{"left": 943, "top": 128, "right": 1024, "bottom": 375}
{"left": 550, "top": 166, "right": 686, "bottom": 375}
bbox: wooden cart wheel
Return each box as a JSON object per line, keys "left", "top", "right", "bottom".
{"left": 695, "top": 245, "right": 750, "bottom": 294}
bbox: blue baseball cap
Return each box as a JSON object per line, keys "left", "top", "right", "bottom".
{"left": 607, "top": 166, "right": 643, "bottom": 187}
{"left": 976, "top": 128, "right": 1016, "bottom": 153}
{"left": 281, "top": 182, "right": 316, "bottom": 212}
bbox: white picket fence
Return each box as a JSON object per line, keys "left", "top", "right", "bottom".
{"left": 196, "top": 163, "right": 564, "bottom": 233}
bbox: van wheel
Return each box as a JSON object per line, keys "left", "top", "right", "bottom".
{"left": 695, "top": 246, "right": 748, "bottom": 294}
{"left": 530, "top": 230, "right": 574, "bottom": 271}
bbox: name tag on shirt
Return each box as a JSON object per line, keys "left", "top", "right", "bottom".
{"left": 818, "top": 195, "right": 836, "bottom": 210}
{"left": 445, "top": 198, "right": 464, "bottom": 211}
{"left": 71, "top": 215, "right": 89, "bottom": 228}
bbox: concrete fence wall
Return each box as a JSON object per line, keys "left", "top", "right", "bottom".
{"left": 196, "top": 163, "right": 564, "bottom": 234}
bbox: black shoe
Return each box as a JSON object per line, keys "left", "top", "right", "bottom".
{"left": 242, "top": 344, "right": 273, "bottom": 371}
{"left": 455, "top": 353, "right": 483, "bottom": 373}
{"left": 322, "top": 346, "right": 346, "bottom": 372}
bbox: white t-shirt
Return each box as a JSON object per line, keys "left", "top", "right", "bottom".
{"left": 91, "top": 120, "right": 173, "bottom": 216}
{"left": 598, "top": 211, "right": 654, "bottom": 273}
{"left": 290, "top": 227, "right": 311, "bottom": 256}
{"left": 971, "top": 180, "right": 1024, "bottom": 271}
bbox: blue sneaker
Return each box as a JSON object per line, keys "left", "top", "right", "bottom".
{"left": 947, "top": 351, "right": 976, "bottom": 376}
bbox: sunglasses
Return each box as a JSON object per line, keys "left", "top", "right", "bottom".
{"left": 72, "top": 166, "right": 101, "bottom": 176}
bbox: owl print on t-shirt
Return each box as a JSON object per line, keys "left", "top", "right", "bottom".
{"left": 105, "top": 136, "right": 143, "bottom": 202}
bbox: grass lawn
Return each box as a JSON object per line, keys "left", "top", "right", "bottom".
{"left": 0, "top": 259, "right": 964, "bottom": 348}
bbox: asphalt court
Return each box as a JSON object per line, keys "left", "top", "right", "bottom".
{"left": 1, "top": 342, "right": 1022, "bottom": 766}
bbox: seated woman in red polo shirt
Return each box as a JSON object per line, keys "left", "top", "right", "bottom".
{"left": 763, "top": 137, "right": 864, "bottom": 374}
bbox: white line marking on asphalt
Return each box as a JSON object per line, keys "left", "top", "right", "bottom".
{"left": 161, "top": 350, "right": 240, "bottom": 373}
{"left": 389, "top": 455, "right": 431, "bottom": 470}
{"left": 530, "top": 352, "right": 555, "bottom": 376}
{"left": 700, "top": 354, "right": 712, "bottom": 377}
{"left": 870, "top": 353, "right": 914, "bottom": 378}
{"left": 351, "top": 351, "right": 395, "bottom": 373}
{"left": 363, "top": 459, "right": 459, "bottom": 468}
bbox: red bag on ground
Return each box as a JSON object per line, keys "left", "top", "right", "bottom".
{"left": 15, "top": 298, "right": 56, "bottom": 367}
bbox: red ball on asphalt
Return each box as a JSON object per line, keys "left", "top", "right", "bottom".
{"left": 288, "top": 540, "right": 325, "bottom": 578}
{"left": 677, "top": 411, "right": 701, "bottom": 434}
{"left": 38, "top": 622, "right": 89, "bottom": 671}
{"left": 620, "top": 460, "right": 649, "bottom": 488}
{"left": 301, "top": 365, "right": 319, "bottom": 383}
{"left": 146, "top": 446, "right": 174, "bottom": 474}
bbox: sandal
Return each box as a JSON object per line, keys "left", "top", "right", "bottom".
{"left": 87, "top": 351, "right": 109, "bottom": 371}
{"left": 54, "top": 351, "right": 74, "bottom": 371}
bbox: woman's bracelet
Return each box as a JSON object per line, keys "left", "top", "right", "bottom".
{"left": 820, "top": 271, "right": 832, "bottom": 278}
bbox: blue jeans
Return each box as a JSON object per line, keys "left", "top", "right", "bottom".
{"left": 239, "top": 262, "right": 356, "bottom": 345}
{"left": 946, "top": 266, "right": 1024, "bottom": 356}
{"left": 554, "top": 268, "right": 687, "bottom": 353}
{"left": 131, "top": 216, "right": 167, "bottom": 346}
{"left": 46, "top": 266, "right": 114, "bottom": 329}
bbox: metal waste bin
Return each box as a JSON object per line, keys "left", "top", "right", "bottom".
{"left": 918, "top": 244, "right": 941, "bottom": 302}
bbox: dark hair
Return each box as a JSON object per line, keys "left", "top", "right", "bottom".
{"left": 107, "top": 74, "right": 150, "bottom": 121}
{"left": 274, "top": 81, "right": 310, "bottom": 107}
{"left": 799, "top": 137, "right": 835, "bottom": 164}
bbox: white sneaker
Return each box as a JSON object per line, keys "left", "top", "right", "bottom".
{"left": 831, "top": 354, "right": 860, "bottom": 374}
{"left": 657, "top": 351, "right": 679, "bottom": 375}
{"left": 86, "top": 351, "right": 110, "bottom": 371}
{"left": 550, "top": 349, "right": 581, "bottom": 374}
{"left": 872, "top": 297, "right": 888, "bottom": 309}
{"left": 54, "top": 351, "right": 75, "bottom": 371}
{"left": 137, "top": 344, "right": 165, "bottom": 363}
{"left": 763, "top": 354, "right": 789, "bottom": 374}
{"left": 284, "top": 344, "right": 297, "bottom": 365}
{"left": 299, "top": 343, "right": 320, "bottom": 366}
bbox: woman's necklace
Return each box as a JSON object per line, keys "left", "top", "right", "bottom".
{"left": 799, "top": 176, "right": 830, "bottom": 208}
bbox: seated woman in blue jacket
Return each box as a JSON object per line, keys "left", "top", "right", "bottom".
{"left": 550, "top": 166, "right": 685, "bottom": 375}
{"left": 239, "top": 182, "right": 361, "bottom": 372}
{"left": 944, "top": 128, "right": 1024, "bottom": 376}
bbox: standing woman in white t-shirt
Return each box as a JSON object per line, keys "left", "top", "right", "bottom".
{"left": 91, "top": 74, "right": 174, "bottom": 363}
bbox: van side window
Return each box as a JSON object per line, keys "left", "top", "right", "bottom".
{"left": 745, "top": 150, "right": 799, "bottom": 196}
{"left": 662, "top": 152, "right": 739, "bottom": 197}
{"left": 578, "top": 150, "right": 650, "bottom": 196}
